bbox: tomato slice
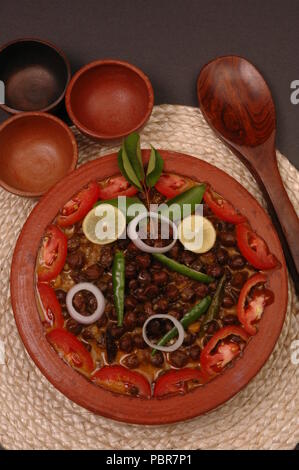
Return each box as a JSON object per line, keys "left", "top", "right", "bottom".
{"left": 203, "top": 187, "right": 247, "bottom": 224}
{"left": 155, "top": 173, "right": 194, "bottom": 199}
{"left": 46, "top": 328, "right": 94, "bottom": 374}
{"left": 98, "top": 176, "right": 138, "bottom": 200}
{"left": 200, "top": 326, "right": 249, "bottom": 376}
{"left": 92, "top": 365, "right": 151, "bottom": 398}
{"left": 37, "top": 225, "right": 67, "bottom": 282}
{"left": 57, "top": 181, "right": 100, "bottom": 227}
{"left": 237, "top": 273, "right": 268, "bottom": 335}
{"left": 236, "top": 223, "right": 278, "bottom": 270}
{"left": 153, "top": 368, "right": 209, "bottom": 398}
{"left": 37, "top": 283, "right": 64, "bottom": 331}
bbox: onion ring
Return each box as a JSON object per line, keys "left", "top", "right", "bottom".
{"left": 66, "top": 282, "right": 106, "bottom": 325}
{"left": 127, "top": 211, "right": 177, "bottom": 254}
{"left": 142, "top": 314, "right": 185, "bottom": 352}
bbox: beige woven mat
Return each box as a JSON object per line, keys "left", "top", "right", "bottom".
{"left": 0, "top": 105, "right": 298, "bottom": 450}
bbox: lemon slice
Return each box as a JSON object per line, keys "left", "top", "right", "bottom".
{"left": 178, "top": 214, "right": 216, "bottom": 253}
{"left": 82, "top": 204, "right": 126, "bottom": 245}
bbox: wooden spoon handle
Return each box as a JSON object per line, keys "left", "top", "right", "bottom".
{"left": 252, "top": 156, "right": 299, "bottom": 283}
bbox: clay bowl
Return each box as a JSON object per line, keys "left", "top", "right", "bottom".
{"left": 65, "top": 60, "right": 154, "bottom": 141}
{"left": 0, "top": 113, "right": 78, "bottom": 197}
{"left": 0, "top": 38, "right": 71, "bottom": 114}
{"left": 10, "top": 151, "right": 287, "bottom": 424}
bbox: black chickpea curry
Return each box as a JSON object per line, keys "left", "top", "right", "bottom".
{"left": 35, "top": 133, "right": 277, "bottom": 399}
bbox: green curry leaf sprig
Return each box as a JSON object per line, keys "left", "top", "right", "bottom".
{"left": 118, "top": 133, "right": 164, "bottom": 208}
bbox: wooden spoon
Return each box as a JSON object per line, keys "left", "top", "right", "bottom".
{"left": 197, "top": 56, "right": 299, "bottom": 290}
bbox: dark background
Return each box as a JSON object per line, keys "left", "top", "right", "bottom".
{"left": 0, "top": 0, "right": 298, "bottom": 451}
{"left": 0, "top": 0, "right": 299, "bottom": 169}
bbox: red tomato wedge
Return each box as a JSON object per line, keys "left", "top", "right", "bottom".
{"left": 200, "top": 326, "right": 249, "bottom": 376}
{"left": 92, "top": 365, "right": 151, "bottom": 398}
{"left": 46, "top": 329, "right": 94, "bottom": 374}
{"left": 153, "top": 368, "right": 209, "bottom": 398}
{"left": 57, "top": 181, "right": 100, "bottom": 227}
{"left": 37, "top": 225, "right": 67, "bottom": 282}
{"left": 98, "top": 175, "right": 138, "bottom": 200}
{"left": 37, "top": 283, "right": 64, "bottom": 331}
{"left": 203, "top": 187, "right": 247, "bottom": 224}
{"left": 236, "top": 223, "right": 278, "bottom": 270}
{"left": 237, "top": 273, "right": 268, "bottom": 335}
{"left": 155, "top": 173, "right": 194, "bottom": 199}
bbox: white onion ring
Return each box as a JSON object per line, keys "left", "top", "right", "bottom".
{"left": 127, "top": 211, "right": 177, "bottom": 253}
{"left": 142, "top": 314, "right": 185, "bottom": 352}
{"left": 66, "top": 282, "right": 106, "bottom": 325}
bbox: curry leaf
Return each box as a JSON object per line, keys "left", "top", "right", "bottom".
{"left": 124, "top": 132, "right": 144, "bottom": 181}
{"left": 118, "top": 148, "right": 142, "bottom": 189}
{"left": 146, "top": 146, "right": 164, "bottom": 187}
{"left": 146, "top": 146, "right": 156, "bottom": 175}
{"left": 117, "top": 149, "right": 131, "bottom": 185}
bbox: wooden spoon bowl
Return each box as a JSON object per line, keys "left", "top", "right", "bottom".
{"left": 197, "top": 56, "right": 299, "bottom": 288}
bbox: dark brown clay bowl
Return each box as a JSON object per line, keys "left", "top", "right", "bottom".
{"left": 0, "top": 38, "right": 71, "bottom": 114}
{"left": 65, "top": 60, "right": 154, "bottom": 141}
{"left": 10, "top": 151, "right": 287, "bottom": 424}
{"left": 0, "top": 113, "right": 78, "bottom": 197}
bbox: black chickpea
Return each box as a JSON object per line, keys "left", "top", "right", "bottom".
{"left": 84, "top": 264, "right": 104, "bottom": 281}
{"left": 66, "top": 318, "right": 83, "bottom": 335}
{"left": 222, "top": 296, "right": 235, "bottom": 308}
{"left": 108, "top": 325, "right": 126, "bottom": 339}
{"left": 132, "top": 334, "right": 147, "bottom": 349}
{"left": 169, "top": 350, "right": 189, "bottom": 368}
{"left": 124, "top": 311, "right": 138, "bottom": 331}
{"left": 152, "top": 271, "right": 168, "bottom": 286}
{"left": 67, "top": 251, "right": 85, "bottom": 269}
{"left": 119, "top": 334, "right": 133, "bottom": 353}
{"left": 150, "top": 351, "right": 164, "bottom": 367}
{"left": 122, "top": 353, "right": 140, "bottom": 369}
{"left": 67, "top": 236, "right": 80, "bottom": 253}
{"left": 189, "top": 345, "right": 201, "bottom": 361}
{"left": 55, "top": 289, "right": 66, "bottom": 306}
{"left": 137, "top": 270, "right": 152, "bottom": 285}
{"left": 229, "top": 255, "right": 246, "bottom": 270}
{"left": 135, "top": 254, "right": 151, "bottom": 269}
{"left": 219, "top": 232, "right": 236, "bottom": 247}
{"left": 125, "top": 262, "right": 137, "bottom": 279}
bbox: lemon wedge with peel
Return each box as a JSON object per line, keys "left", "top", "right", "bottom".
{"left": 178, "top": 214, "right": 216, "bottom": 253}
{"left": 83, "top": 204, "right": 126, "bottom": 245}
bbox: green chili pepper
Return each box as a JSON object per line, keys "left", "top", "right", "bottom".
{"left": 152, "top": 296, "right": 211, "bottom": 355}
{"left": 152, "top": 253, "right": 213, "bottom": 284}
{"left": 112, "top": 252, "right": 125, "bottom": 326}
{"left": 199, "top": 274, "right": 226, "bottom": 338}
{"left": 160, "top": 184, "right": 206, "bottom": 221}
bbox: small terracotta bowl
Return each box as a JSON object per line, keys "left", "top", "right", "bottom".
{"left": 0, "top": 113, "right": 78, "bottom": 197}
{"left": 0, "top": 38, "right": 71, "bottom": 114}
{"left": 66, "top": 60, "right": 154, "bottom": 141}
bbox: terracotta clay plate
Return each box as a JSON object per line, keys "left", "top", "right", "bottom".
{"left": 10, "top": 151, "right": 287, "bottom": 425}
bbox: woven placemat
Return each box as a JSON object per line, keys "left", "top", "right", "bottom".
{"left": 0, "top": 105, "right": 298, "bottom": 450}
